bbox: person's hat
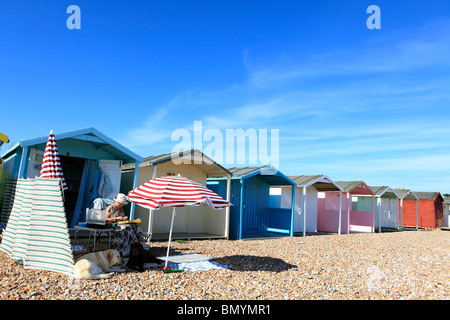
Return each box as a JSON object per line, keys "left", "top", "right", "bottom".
{"left": 114, "top": 193, "right": 129, "bottom": 205}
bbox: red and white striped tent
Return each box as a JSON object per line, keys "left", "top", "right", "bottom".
{"left": 39, "top": 130, "right": 68, "bottom": 190}
{"left": 127, "top": 175, "right": 231, "bottom": 269}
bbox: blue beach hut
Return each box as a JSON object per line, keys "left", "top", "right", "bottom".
{"left": 0, "top": 127, "right": 143, "bottom": 228}
{"left": 207, "top": 166, "right": 296, "bottom": 240}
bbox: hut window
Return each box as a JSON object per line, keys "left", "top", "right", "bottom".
{"left": 269, "top": 187, "right": 281, "bottom": 195}
{"left": 324, "top": 192, "right": 340, "bottom": 210}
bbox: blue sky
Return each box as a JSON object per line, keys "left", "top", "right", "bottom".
{"left": 1, "top": 1, "right": 450, "bottom": 193}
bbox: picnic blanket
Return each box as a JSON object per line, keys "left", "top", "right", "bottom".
{"left": 123, "top": 253, "right": 231, "bottom": 271}
{"left": 168, "top": 260, "right": 231, "bottom": 271}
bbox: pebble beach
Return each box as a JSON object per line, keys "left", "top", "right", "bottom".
{"left": 0, "top": 230, "right": 449, "bottom": 301}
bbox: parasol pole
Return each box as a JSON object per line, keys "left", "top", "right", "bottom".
{"left": 164, "top": 207, "right": 176, "bottom": 269}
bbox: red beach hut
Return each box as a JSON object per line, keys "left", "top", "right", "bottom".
{"left": 401, "top": 192, "right": 444, "bottom": 229}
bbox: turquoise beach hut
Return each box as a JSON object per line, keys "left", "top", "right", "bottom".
{"left": 207, "top": 166, "right": 296, "bottom": 240}
{"left": 0, "top": 127, "right": 143, "bottom": 228}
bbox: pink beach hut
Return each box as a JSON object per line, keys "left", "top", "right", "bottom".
{"left": 318, "top": 181, "right": 375, "bottom": 234}
{"left": 273, "top": 175, "right": 344, "bottom": 236}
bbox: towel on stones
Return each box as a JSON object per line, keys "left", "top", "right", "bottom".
{"left": 168, "top": 260, "right": 231, "bottom": 271}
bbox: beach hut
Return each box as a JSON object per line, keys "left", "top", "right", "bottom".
{"left": 443, "top": 196, "right": 450, "bottom": 228}
{"left": 394, "top": 189, "right": 419, "bottom": 230}
{"left": 0, "top": 127, "right": 143, "bottom": 228}
{"left": 271, "top": 175, "right": 343, "bottom": 236}
{"left": 399, "top": 191, "right": 444, "bottom": 229}
{"left": 121, "top": 149, "right": 232, "bottom": 240}
{"left": 318, "top": 181, "right": 375, "bottom": 234}
{"left": 368, "top": 186, "right": 400, "bottom": 232}
{"left": 207, "top": 166, "right": 296, "bottom": 240}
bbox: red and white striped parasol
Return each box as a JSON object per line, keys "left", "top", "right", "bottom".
{"left": 39, "top": 130, "right": 68, "bottom": 190}
{"left": 127, "top": 175, "right": 230, "bottom": 210}
{"left": 127, "top": 175, "right": 231, "bottom": 270}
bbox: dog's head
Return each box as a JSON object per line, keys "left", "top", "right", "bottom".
{"left": 130, "top": 242, "right": 144, "bottom": 257}
{"left": 106, "top": 249, "right": 123, "bottom": 266}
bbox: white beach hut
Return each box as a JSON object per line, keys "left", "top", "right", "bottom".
{"left": 121, "top": 149, "right": 232, "bottom": 240}
{"left": 369, "top": 186, "right": 400, "bottom": 232}
{"left": 443, "top": 196, "right": 450, "bottom": 228}
{"left": 272, "top": 175, "right": 343, "bottom": 236}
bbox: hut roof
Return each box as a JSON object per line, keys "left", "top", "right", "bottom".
{"left": 122, "top": 149, "right": 231, "bottom": 177}
{"left": 287, "top": 175, "right": 342, "bottom": 191}
{"left": 2, "top": 127, "right": 142, "bottom": 164}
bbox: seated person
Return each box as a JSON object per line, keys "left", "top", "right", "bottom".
{"left": 106, "top": 193, "right": 144, "bottom": 257}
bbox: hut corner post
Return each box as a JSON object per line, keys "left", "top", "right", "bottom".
{"left": 416, "top": 200, "right": 418, "bottom": 231}
{"left": 17, "top": 146, "right": 29, "bottom": 179}
{"left": 400, "top": 199, "right": 404, "bottom": 230}
{"left": 347, "top": 193, "right": 351, "bottom": 234}
{"left": 129, "top": 160, "right": 140, "bottom": 220}
{"left": 396, "top": 198, "right": 400, "bottom": 230}
{"left": 302, "top": 186, "right": 307, "bottom": 237}
{"left": 290, "top": 185, "right": 295, "bottom": 237}
{"left": 338, "top": 191, "right": 342, "bottom": 235}
{"left": 378, "top": 197, "right": 382, "bottom": 233}
{"left": 372, "top": 195, "right": 375, "bottom": 233}
{"left": 239, "top": 180, "right": 245, "bottom": 240}
{"left": 147, "top": 164, "right": 157, "bottom": 236}
{"left": 225, "top": 174, "right": 231, "bottom": 239}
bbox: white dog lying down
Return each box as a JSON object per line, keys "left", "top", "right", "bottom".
{"left": 74, "top": 249, "right": 125, "bottom": 280}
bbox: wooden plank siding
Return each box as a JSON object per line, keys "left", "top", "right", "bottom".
{"left": 401, "top": 194, "right": 444, "bottom": 229}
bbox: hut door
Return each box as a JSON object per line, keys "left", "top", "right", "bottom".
{"left": 388, "top": 199, "right": 397, "bottom": 228}
{"left": 243, "top": 176, "right": 268, "bottom": 234}
{"left": 380, "top": 199, "right": 388, "bottom": 228}
{"left": 381, "top": 199, "right": 397, "bottom": 229}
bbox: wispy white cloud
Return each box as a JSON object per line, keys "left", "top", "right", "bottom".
{"left": 118, "top": 108, "right": 171, "bottom": 151}
{"left": 119, "top": 19, "right": 450, "bottom": 192}
{"left": 245, "top": 19, "right": 450, "bottom": 89}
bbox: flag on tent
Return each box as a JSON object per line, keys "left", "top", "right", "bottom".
{"left": 39, "top": 130, "right": 68, "bottom": 190}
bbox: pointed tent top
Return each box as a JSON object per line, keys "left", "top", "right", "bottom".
{"left": 39, "top": 130, "right": 68, "bottom": 190}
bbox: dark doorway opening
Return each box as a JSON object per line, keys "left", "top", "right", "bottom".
{"left": 59, "top": 155, "right": 85, "bottom": 225}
